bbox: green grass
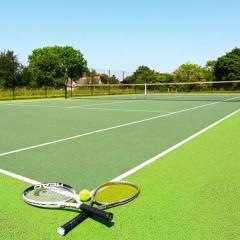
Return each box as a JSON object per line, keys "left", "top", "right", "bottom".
{"left": 0, "top": 87, "right": 65, "bottom": 100}
{"left": 1, "top": 111, "right": 239, "bottom": 240}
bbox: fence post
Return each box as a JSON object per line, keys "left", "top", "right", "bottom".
{"left": 12, "top": 56, "right": 15, "bottom": 100}
{"left": 45, "top": 86, "right": 47, "bottom": 98}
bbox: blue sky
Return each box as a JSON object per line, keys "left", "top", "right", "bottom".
{"left": 0, "top": 0, "right": 239, "bottom": 73}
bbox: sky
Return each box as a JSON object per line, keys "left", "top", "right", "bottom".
{"left": 0, "top": 0, "right": 239, "bottom": 73}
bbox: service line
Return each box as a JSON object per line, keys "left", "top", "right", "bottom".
{"left": 2, "top": 103, "right": 171, "bottom": 113}
{"left": 0, "top": 96, "right": 237, "bottom": 159}
{"left": 0, "top": 106, "right": 239, "bottom": 185}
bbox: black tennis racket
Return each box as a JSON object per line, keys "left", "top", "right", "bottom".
{"left": 57, "top": 181, "right": 140, "bottom": 236}
{"left": 23, "top": 183, "right": 113, "bottom": 222}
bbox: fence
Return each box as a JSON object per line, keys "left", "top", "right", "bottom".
{"left": 0, "top": 86, "right": 65, "bottom": 101}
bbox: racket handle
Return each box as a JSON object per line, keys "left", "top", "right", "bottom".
{"left": 80, "top": 204, "right": 113, "bottom": 221}
{"left": 57, "top": 206, "right": 113, "bottom": 236}
{"left": 57, "top": 211, "right": 89, "bottom": 236}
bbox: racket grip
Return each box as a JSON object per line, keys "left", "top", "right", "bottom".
{"left": 80, "top": 204, "right": 113, "bottom": 221}
{"left": 57, "top": 211, "right": 89, "bottom": 236}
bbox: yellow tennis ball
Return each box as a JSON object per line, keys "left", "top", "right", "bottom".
{"left": 79, "top": 189, "right": 91, "bottom": 202}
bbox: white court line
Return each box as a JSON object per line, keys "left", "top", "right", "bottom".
{"left": 69, "top": 100, "right": 138, "bottom": 107}
{"left": 112, "top": 108, "right": 240, "bottom": 181}
{"left": 0, "top": 96, "right": 238, "bottom": 158}
{"left": 2, "top": 103, "right": 170, "bottom": 114}
{"left": 0, "top": 98, "right": 62, "bottom": 104}
{"left": 0, "top": 108, "right": 239, "bottom": 185}
{"left": 0, "top": 168, "right": 40, "bottom": 185}
{"left": 3, "top": 103, "right": 63, "bottom": 108}
{"left": 4, "top": 99, "right": 136, "bottom": 108}
{"left": 69, "top": 106, "right": 170, "bottom": 113}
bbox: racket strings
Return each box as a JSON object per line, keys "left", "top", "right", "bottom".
{"left": 94, "top": 183, "right": 139, "bottom": 205}
{"left": 25, "top": 186, "right": 75, "bottom": 203}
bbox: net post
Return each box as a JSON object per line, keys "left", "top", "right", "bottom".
{"left": 91, "top": 69, "right": 94, "bottom": 84}
{"left": 45, "top": 86, "right": 47, "bottom": 98}
{"left": 64, "top": 78, "right": 68, "bottom": 99}
{"left": 144, "top": 83, "right": 147, "bottom": 99}
{"left": 12, "top": 55, "right": 15, "bottom": 100}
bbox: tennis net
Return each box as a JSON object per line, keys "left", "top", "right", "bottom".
{"left": 66, "top": 80, "right": 240, "bottom": 102}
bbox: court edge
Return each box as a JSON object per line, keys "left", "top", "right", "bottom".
{"left": 0, "top": 108, "right": 239, "bottom": 186}
{"left": 112, "top": 108, "right": 240, "bottom": 181}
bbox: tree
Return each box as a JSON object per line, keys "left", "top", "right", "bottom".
{"left": 214, "top": 48, "right": 240, "bottom": 80}
{"left": 99, "top": 73, "right": 110, "bottom": 84}
{"left": 28, "top": 46, "right": 89, "bottom": 87}
{"left": 109, "top": 75, "right": 119, "bottom": 84}
{"left": 134, "top": 66, "right": 155, "bottom": 83}
{"left": 18, "top": 66, "right": 33, "bottom": 87}
{"left": 174, "top": 63, "right": 206, "bottom": 82}
{"left": 0, "top": 50, "right": 22, "bottom": 88}
{"left": 122, "top": 66, "right": 174, "bottom": 84}
{"left": 131, "top": 66, "right": 157, "bottom": 83}
{"left": 204, "top": 60, "right": 216, "bottom": 81}
{"left": 153, "top": 73, "right": 174, "bottom": 83}
{"left": 122, "top": 75, "right": 134, "bottom": 84}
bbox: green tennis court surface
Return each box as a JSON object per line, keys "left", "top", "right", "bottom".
{"left": 0, "top": 97, "right": 239, "bottom": 239}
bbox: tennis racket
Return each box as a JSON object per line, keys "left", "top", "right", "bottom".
{"left": 23, "top": 183, "right": 113, "bottom": 222}
{"left": 58, "top": 181, "right": 140, "bottom": 236}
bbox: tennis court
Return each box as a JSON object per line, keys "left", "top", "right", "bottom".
{"left": 0, "top": 93, "right": 240, "bottom": 239}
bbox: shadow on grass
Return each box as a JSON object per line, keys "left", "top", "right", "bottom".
{"left": 90, "top": 214, "right": 115, "bottom": 228}
{"left": 31, "top": 206, "right": 114, "bottom": 228}
{"left": 62, "top": 209, "right": 115, "bottom": 228}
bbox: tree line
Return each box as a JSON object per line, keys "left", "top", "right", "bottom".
{"left": 0, "top": 46, "right": 239, "bottom": 89}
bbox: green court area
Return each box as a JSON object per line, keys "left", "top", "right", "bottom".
{"left": 0, "top": 96, "right": 239, "bottom": 239}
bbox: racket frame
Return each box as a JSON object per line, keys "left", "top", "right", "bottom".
{"left": 92, "top": 181, "right": 140, "bottom": 208}
{"left": 23, "top": 183, "right": 80, "bottom": 209}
